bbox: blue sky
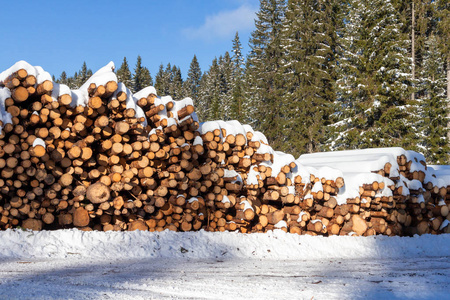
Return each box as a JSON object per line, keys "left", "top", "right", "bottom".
{"left": 0, "top": 0, "right": 259, "bottom": 80}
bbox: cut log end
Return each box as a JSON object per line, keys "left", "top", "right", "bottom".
{"left": 86, "top": 182, "right": 111, "bottom": 204}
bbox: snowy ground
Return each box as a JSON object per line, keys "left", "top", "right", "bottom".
{"left": 0, "top": 230, "right": 449, "bottom": 300}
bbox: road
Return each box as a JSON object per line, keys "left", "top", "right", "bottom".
{"left": 0, "top": 256, "right": 448, "bottom": 299}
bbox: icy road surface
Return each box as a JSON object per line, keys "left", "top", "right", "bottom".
{"left": 0, "top": 229, "right": 449, "bottom": 299}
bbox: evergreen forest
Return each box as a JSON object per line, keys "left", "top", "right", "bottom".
{"left": 55, "top": 0, "right": 450, "bottom": 164}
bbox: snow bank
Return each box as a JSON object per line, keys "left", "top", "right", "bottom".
{"left": 0, "top": 229, "right": 448, "bottom": 260}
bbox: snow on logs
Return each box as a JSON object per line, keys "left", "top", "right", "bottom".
{"left": 0, "top": 60, "right": 449, "bottom": 236}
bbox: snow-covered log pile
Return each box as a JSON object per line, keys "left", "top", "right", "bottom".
{"left": 0, "top": 61, "right": 203, "bottom": 232}
{"left": 0, "top": 61, "right": 449, "bottom": 236}
{"left": 298, "top": 149, "right": 450, "bottom": 236}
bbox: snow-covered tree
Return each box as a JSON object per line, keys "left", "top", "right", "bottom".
{"left": 116, "top": 57, "right": 132, "bottom": 88}
{"left": 169, "top": 65, "right": 183, "bottom": 99}
{"left": 281, "top": 0, "right": 340, "bottom": 155}
{"left": 183, "top": 55, "right": 202, "bottom": 104}
{"left": 154, "top": 64, "right": 165, "bottom": 95}
{"left": 333, "top": 0, "right": 414, "bottom": 150}
{"left": 74, "top": 62, "right": 91, "bottom": 88}
{"left": 416, "top": 34, "right": 449, "bottom": 164}
{"left": 57, "top": 71, "right": 68, "bottom": 85}
{"left": 218, "top": 52, "right": 234, "bottom": 120}
{"left": 132, "top": 55, "right": 152, "bottom": 93}
{"left": 155, "top": 63, "right": 183, "bottom": 98}
{"left": 198, "top": 58, "right": 221, "bottom": 121}
{"left": 246, "top": 0, "right": 287, "bottom": 151}
{"left": 229, "top": 32, "right": 246, "bottom": 122}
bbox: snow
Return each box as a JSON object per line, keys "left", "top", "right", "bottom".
{"left": 223, "top": 169, "right": 238, "bottom": 178}
{"left": 51, "top": 82, "right": 71, "bottom": 102}
{"left": 187, "top": 197, "right": 198, "bottom": 204}
{"left": 221, "top": 195, "right": 231, "bottom": 204}
{"left": 133, "top": 86, "right": 157, "bottom": 99}
{"left": 0, "top": 87, "right": 12, "bottom": 130}
{"left": 34, "top": 65, "right": 52, "bottom": 84}
{"left": 263, "top": 151, "right": 295, "bottom": 176}
{"left": 79, "top": 61, "right": 116, "bottom": 92}
{"left": 247, "top": 165, "right": 260, "bottom": 185}
{"left": 32, "top": 138, "right": 46, "bottom": 148}
{"left": 274, "top": 220, "right": 287, "bottom": 229}
{"left": 256, "top": 143, "right": 273, "bottom": 155}
{"left": 290, "top": 162, "right": 312, "bottom": 184}
{"left": 0, "top": 229, "right": 448, "bottom": 299}
{"left": 225, "top": 120, "right": 247, "bottom": 140}
{"left": 312, "top": 181, "right": 323, "bottom": 193}
{"left": 253, "top": 130, "right": 269, "bottom": 144}
{"left": 149, "top": 126, "right": 163, "bottom": 137}
{"left": 199, "top": 121, "right": 221, "bottom": 135}
{"left": 193, "top": 136, "right": 203, "bottom": 146}
{"left": 298, "top": 148, "right": 400, "bottom": 177}
{"left": 241, "top": 200, "right": 253, "bottom": 212}
{"left": 429, "top": 165, "right": 450, "bottom": 187}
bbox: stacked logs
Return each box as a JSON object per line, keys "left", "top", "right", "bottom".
{"left": 0, "top": 62, "right": 209, "bottom": 232}
{"left": 0, "top": 60, "right": 449, "bottom": 236}
{"left": 297, "top": 150, "right": 450, "bottom": 236}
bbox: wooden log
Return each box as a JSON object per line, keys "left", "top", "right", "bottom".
{"left": 177, "top": 105, "right": 194, "bottom": 120}
{"left": 86, "top": 182, "right": 111, "bottom": 204}
{"left": 89, "top": 96, "right": 103, "bottom": 109}
{"left": 1, "top": 69, "right": 28, "bottom": 87}
{"left": 10, "top": 86, "right": 29, "bottom": 102}
{"left": 36, "top": 80, "right": 53, "bottom": 95}
{"left": 73, "top": 207, "right": 90, "bottom": 227}
{"left": 21, "top": 218, "right": 43, "bottom": 231}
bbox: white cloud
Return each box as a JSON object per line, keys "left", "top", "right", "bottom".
{"left": 182, "top": 4, "right": 257, "bottom": 41}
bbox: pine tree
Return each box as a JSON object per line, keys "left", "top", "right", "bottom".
{"left": 281, "top": 0, "right": 340, "bottom": 155}
{"left": 246, "top": 0, "right": 287, "bottom": 151}
{"left": 169, "top": 65, "right": 183, "bottom": 99}
{"left": 229, "top": 32, "right": 246, "bottom": 122}
{"left": 57, "top": 71, "right": 68, "bottom": 85}
{"left": 133, "top": 55, "right": 152, "bottom": 93}
{"left": 116, "top": 57, "right": 132, "bottom": 87}
{"left": 155, "top": 63, "right": 173, "bottom": 96}
{"left": 183, "top": 55, "right": 202, "bottom": 104}
{"left": 333, "top": 0, "right": 414, "bottom": 150}
{"left": 155, "top": 64, "right": 165, "bottom": 95}
{"left": 198, "top": 58, "right": 221, "bottom": 121}
{"left": 164, "top": 63, "right": 173, "bottom": 96}
{"left": 434, "top": 0, "right": 450, "bottom": 151}
{"left": 218, "top": 51, "right": 234, "bottom": 120}
{"left": 76, "top": 62, "right": 90, "bottom": 87}
{"left": 67, "top": 72, "right": 78, "bottom": 89}
{"left": 417, "top": 34, "right": 449, "bottom": 164}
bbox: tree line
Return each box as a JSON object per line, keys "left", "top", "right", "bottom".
{"left": 55, "top": 0, "right": 449, "bottom": 164}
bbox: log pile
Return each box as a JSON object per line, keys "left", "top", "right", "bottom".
{"left": 0, "top": 60, "right": 449, "bottom": 236}
{"left": 297, "top": 149, "right": 450, "bottom": 236}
